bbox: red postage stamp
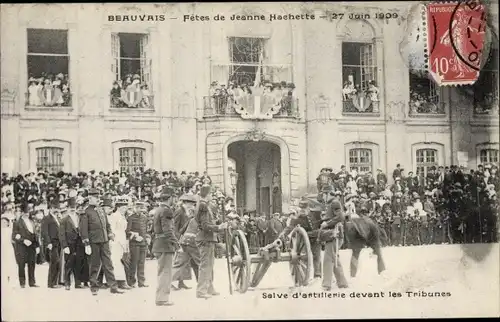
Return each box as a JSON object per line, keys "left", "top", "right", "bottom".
{"left": 427, "top": 1, "right": 487, "bottom": 86}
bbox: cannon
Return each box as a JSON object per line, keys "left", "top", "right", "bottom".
{"left": 226, "top": 225, "right": 313, "bottom": 293}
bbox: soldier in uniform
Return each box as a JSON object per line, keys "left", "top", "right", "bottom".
{"left": 80, "top": 188, "right": 124, "bottom": 295}
{"left": 171, "top": 193, "right": 198, "bottom": 290}
{"left": 126, "top": 200, "right": 150, "bottom": 288}
{"left": 151, "top": 188, "right": 178, "bottom": 306}
{"left": 195, "top": 184, "right": 228, "bottom": 299}
{"left": 171, "top": 194, "right": 200, "bottom": 288}
{"left": 317, "top": 199, "right": 348, "bottom": 290}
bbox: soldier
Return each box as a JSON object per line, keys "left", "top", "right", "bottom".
{"left": 195, "top": 184, "right": 227, "bottom": 299}
{"left": 317, "top": 199, "right": 348, "bottom": 290}
{"left": 151, "top": 188, "right": 178, "bottom": 306}
{"left": 171, "top": 194, "right": 200, "bottom": 288}
{"left": 171, "top": 193, "right": 198, "bottom": 290}
{"left": 80, "top": 188, "right": 124, "bottom": 296}
{"left": 126, "top": 200, "right": 150, "bottom": 288}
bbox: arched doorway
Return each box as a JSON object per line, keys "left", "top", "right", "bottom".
{"left": 226, "top": 139, "right": 286, "bottom": 217}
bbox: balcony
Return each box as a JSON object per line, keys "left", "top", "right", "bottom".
{"left": 408, "top": 100, "right": 446, "bottom": 117}
{"left": 110, "top": 94, "right": 154, "bottom": 110}
{"left": 203, "top": 95, "right": 299, "bottom": 119}
{"left": 25, "top": 92, "right": 72, "bottom": 110}
{"left": 474, "top": 92, "right": 499, "bottom": 116}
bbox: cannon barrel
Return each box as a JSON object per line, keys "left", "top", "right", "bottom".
{"left": 259, "top": 239, "right": 283, "bottom": 253}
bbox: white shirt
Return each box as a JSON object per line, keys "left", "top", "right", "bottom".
{"left": 69, "top": 212, "right": 79, "bottom": 229}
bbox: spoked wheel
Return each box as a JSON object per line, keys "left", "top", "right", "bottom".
{"left": 229, "top": 229, "right": 251, "bottom": 293}
{"left": 288, "top": 226, "right": 313, "bottom": 287}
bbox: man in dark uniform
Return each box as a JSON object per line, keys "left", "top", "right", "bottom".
{"left": 317, "top": 199, "right": 348, "bottom": 290}
{"left": 41, "top": 204, "right": 62, "bottom": 288}
{"left": 172, "top": 193, "right": 198, "bottom": 290}
{"left": 195, "top": 184, "right": 227, "bottom": 299}
{"left": 171, "top": 194, "right": 200, "bottom": 288}
{"left": 151, "top": 188, "right": 178, "bottom": 306}
{"left": 126, "top": 199, "right": 150, "bottom": 288}
{"left": 80, "top": 188, "right": 124, "bottom": 295}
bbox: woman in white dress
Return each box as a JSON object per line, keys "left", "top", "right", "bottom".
{"left": 102, "top": 198, "right": 130, "bottom": 289}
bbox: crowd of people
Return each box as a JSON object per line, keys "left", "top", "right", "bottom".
{"left": 208, "top": 79, "right": 297, "bottom": 116}
{"left": 110, "top": 73, "right": 152, "bottom": 109}
{"left": 26, "top": 73, "right": 71, "bottom": 107}
{"left": 409, "top": 89, "right": 444, "bottom": 115}
{"left": 1, "top": 161, "right": 498, "bottom": 300}
{"left": 341, "top": 77, "right": 380, "bottom": 113}
{"left": 313, "top": 163, "right": 499, "bottom": 248}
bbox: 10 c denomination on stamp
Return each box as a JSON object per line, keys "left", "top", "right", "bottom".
{"left": 427, "top": 1, "right": 487, "bottom": 86}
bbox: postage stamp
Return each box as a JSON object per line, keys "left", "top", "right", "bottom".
{"left": 427, "top": 1, "right": 488, "bottom": 86}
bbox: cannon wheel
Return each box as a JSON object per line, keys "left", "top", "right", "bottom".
{"left": 288, "top": 226, "right": 313, "bottom": 287}
{"left": 229, "top": 229, "right": 252, "bottom": 293}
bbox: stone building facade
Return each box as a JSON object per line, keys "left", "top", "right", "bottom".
{"left": 1, "top": 3, "right": 498, "bottom": 214}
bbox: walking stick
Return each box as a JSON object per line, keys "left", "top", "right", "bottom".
{"left": 224, "top": 228, "right": 233, "bottom": 295}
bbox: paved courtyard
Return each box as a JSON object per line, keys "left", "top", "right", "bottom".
{"left": 2, "top": 233, "right": 499, "bottom": 320}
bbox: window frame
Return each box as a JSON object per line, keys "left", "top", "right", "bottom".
{"left": 118, "top": 147, "right": 146, "bottom": 174}
{"left": 348, "top": 148, "right": 373, "bottom": 174}
{"left": 479, "top": 148, "right": 499, "bottom": 164}
{"left": 112, "top": 32, "right": 152, "bottom": 86}
{"left": 415, "top": 148, "right": 438, "bottom": 177}
{"left": 35, "top": 146, "right": 64, "bottom": 173}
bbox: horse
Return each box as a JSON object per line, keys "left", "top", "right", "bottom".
{"left": 304, "top": 193, "right": 386, "bottom": 278}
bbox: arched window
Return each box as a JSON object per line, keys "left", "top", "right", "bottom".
{"left": 479, "top": 148, "right": 499, "bottom": 164}
{"left": 349, "top": 148, "right": 372, "bottom": 173}
{"left": 36, "top": 147, "right": 64, "bottom": 173}
{"left": 416, "top": 149, "right": 438, "bottom": 176}
{"left": 119, "top": 147, "right": 145, "bottom": 174}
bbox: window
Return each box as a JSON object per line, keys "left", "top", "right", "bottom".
{"left": 228, "top": 37, "right": 267, "bottom": 86}
{"left": 36, "top": 147, "right": 64, "bottom": 173}
{"left": 349, "top": 148, "right": 372, "bottom": 173}
{"left": 112, "top": 33, "right": 152, "bottom": 85}
{"left": 342, "top": 42, "right": 379, "bottom": 113}
{"left": 409, "top": 73, "right": 444, "bottom": 115}
{"left": 479, "top": 149, "right": 499, "bottom": 164}
{"left": 416, "top": 149, "right": 438, "bottom": 176}
{"left": 119, "top": 147, "right": 145, "bottom": 174}
{"left": 473, "top": 47, "right": 499, "bottom": 115}
{"left": 27, "top": 29, "right": 71, "bottom": 107}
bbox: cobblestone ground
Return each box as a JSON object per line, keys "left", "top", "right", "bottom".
{"left": 2, "top": 229, "right": 499, "bottom": 320}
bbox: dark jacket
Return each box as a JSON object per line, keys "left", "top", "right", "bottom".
{"left": 126, "top": 212, "right": 149, "bottom": 246}
{"left": 12, "top": 217, "right": 40, "bottom": 250}
{"left": 195, "top": 198, "right": 221, "bottom": 242}
{"left": 173, "top": 207, "right": 189, "bottom": 240}
{"left": 41, "top": 214, "right": 60, "bottom": 247}
{"left": 280, "top": 210, "right": 322, "bottom": 243}
{"left": 80, "top": 205, "right": 112, "bottom": 246}
{"left": 59, "top": 213, "right": 82, "bottom": 249}
{"left": 151, "top": 205, "right": 178, "bottom": 253}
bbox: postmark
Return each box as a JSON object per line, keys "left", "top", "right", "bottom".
{"left": 427, "top": 1, "right": 487, "bottom": 85}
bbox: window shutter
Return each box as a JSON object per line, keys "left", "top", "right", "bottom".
{"left": 360, "top": 43, "right": 375, "bottom": 91}
{"left": 140, "top": 34, "right": 152, "bottom": 89}
{"left": 111, "top": 33, "right": 120, "bottom": 81}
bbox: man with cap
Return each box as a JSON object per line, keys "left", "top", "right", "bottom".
{"left": 11, "top": 202, "right": 40, "bottom": 288}
{"left": 171, "top": 194, "right": 200, "bottom": 290}
{"left": 41, "top": 203, "right": 62, "bottom": 288}
{"left": 317, "top": 199, "right": 348, "bottom": 290}
{"left": 105, "top": 196, "right": 130, "bottom": 290}
{"left": 126, "top": 199, "right": 150, "bottom": 288}
{"left": 195, "top": 184, "right": 227, "bottom": 299}
{"left": 80, "top": 188, "right": 124, "bottom": 295}
{"left": 171, "top": 193, "right": 198, "bottom": 290}
{"left": 151, "top": 187, "right": 178, "bottom": 306}
{"left": 59, "top": 196, "right": 87, "bottom": 290}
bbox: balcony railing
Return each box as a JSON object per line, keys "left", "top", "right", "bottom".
{"left": 409, "top": 101, "right": 446, "bottom": 116}
{"left": 203, "top": 95, "right": 299, "bottom": 118}
{"left": 110, "top": 94, "right": 154, "bottom": 110}
{"left": 474, "top": 92, "right": 499, "bottom": 116}
{"left": 25, "top": 92, "right": 72, "bottom": 108}
{"left": 342, "top": 99, "right": 379, "bottom": 114}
